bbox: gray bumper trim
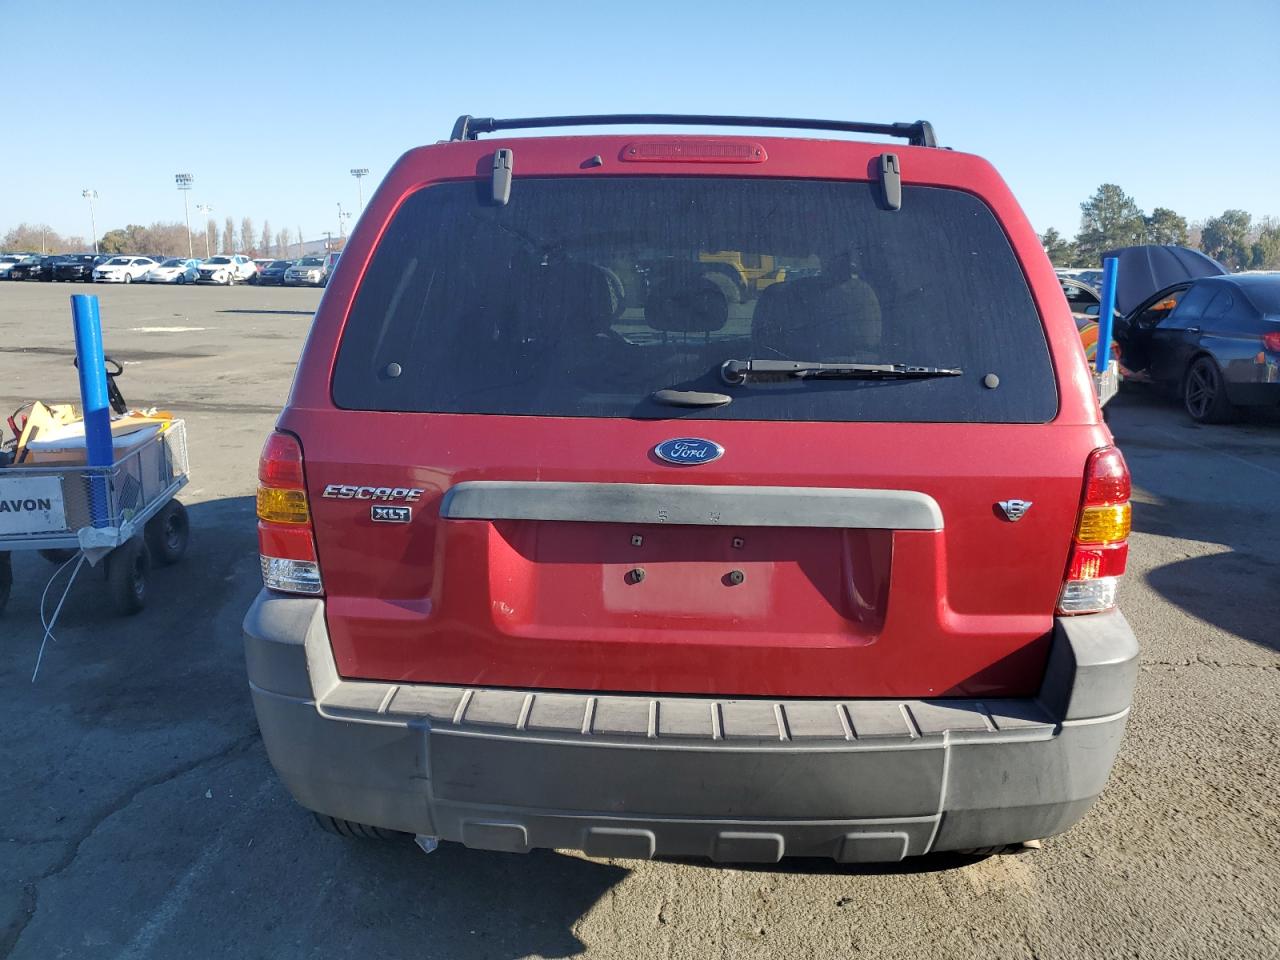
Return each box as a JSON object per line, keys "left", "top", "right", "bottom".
{"left": 243, "top": 593, "right": 1136, "bottom": 860}
{"left": 439, "top": 481, "right": 944, "bottom": 530}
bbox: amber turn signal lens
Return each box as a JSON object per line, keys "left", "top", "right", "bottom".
{"left": 257, "top": 486, "right": 310, "bottom": 524}
{"left": 1076, "top": 503, "right": 1131, "bottom": 544}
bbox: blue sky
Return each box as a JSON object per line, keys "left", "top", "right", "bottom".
{"left": 5, "top": 0, "right": 1278, "bottom": 244}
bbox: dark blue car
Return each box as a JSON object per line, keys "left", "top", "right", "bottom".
{"left": 1119, "top": 273, "right": 1280, "bottom": 422}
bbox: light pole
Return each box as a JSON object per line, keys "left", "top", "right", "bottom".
{"left": 350, "top": 167, "right": 369, "bottom": 209}
{"left": 337, "top": 202, "right": 351, "bottom": 242}
{"left": 175, "top": 173, "right": 194, "bottom": 257}
{"left": 196, "top": 203, "right": 213, "bottom": 258}
{"left": 82, "top": 189, "right": 99, "bottom": 253}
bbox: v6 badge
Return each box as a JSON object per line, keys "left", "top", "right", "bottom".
{"left": 371, "top": 505, "right": 412, "bottom": 523}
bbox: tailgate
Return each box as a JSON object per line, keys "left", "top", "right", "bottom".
{"left": 299, "top": 414, "right": 1099, "bottom": 700}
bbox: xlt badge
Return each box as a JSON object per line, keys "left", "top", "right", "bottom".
{"left": 371, "top": 505, "right": 412, "bottom": 523}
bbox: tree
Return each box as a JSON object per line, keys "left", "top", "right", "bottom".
{"left": 204, "top": 219, "right": 218, "bottom": 258}
{"left": 277, "top": 227, "right": 290, "bottom": 259}
{"left": 1076, "top": 184, "right": 1147, "bottom": 266}
{"left": 260, "top": 220, "right": 272, "bottom": 258}
{"left": 1200, "top": 210, "right": 1253, "bottom": 270}
{"left": 1040, "top": 227, "right": 1077, "bottom": 266}
{"left": 98, "top": 228, "right": 132, "bottom": 254}
{"left": 1144, "top": 207, "right": 1188, "bottom": 246}
{"left": 240, "top": 217, "right": 256, "bottom": 258}
{"left": 1, "top": 223, "right": 71, "bottom": 254}
{"left": 297, "top": 225, "right": 303, "bottom": 256}
{"left": 222, "top": 216, "right": 235, "bottom": 254}
{"left": 1250, "top": 218, "right": 1280, "bottom": 270}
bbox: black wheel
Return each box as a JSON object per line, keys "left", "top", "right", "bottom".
{"left": 176, "top": 274, "right": 185, "bottom": 285}
{"left": 1184, "top": 356, "right": 1235, "bottom": 424}
{"left": 312, "top": 812, "right": 407, "bottom": 841}
{"left": 0, "top": 553, "right": 11, "bottom": 615}
{"left": 105, "top": 536, "right": 150, "bottom": 615}
{"left": 38, "top": 548, "right": 78, "bottom": 565}
{"left": 145, "top": 500, "right": 189, "bottom": 564}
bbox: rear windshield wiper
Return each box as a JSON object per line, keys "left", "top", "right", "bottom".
{"left": 721, "top": 358, "right": 964, "bottom": 384}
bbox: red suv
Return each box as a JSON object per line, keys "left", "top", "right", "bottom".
{"left": 245, "top": 114, "right": 1138, "bottom": 863}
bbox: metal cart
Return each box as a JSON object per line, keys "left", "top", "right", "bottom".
{"left": 0, "top": 420, "right": 190, "bottom": 615}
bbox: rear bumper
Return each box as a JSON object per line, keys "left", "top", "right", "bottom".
{"left": 243, "top": 591, "right": 1138, "bottom": 862}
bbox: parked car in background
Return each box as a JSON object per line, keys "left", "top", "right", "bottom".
{"left": 0, "top": 254, "right": 31, "bottom": 279}
{"left": 255, "top": 259, "right": 294, "bottom": 286}
{"left": 53, "top": 254, "right": 102, "bottom": 282}
{"left": 197, "top": 254, "right": 257, "bottom": 285}
{"left": 284, "top": 255, "right": 328, "bottom": 286}
{"left": 246, "top": 112, "right": 1139, "bottom": 864}
{"left": 1117, "top": 273, "right": 1280, "bottom": 422}
{"left": 11, "top": 255, "right": 58, "bottom": 281}
{"left": 92, "top": 256, "right": 157, "bottom": 283}
{"left": 248, "top": 258, "right": 274, "bottom": 283}
{"left": 322, "top": 251, "right": 341, "bottom": 286}
{"left": 143, "top": 257, "right": 201, "bottom": 284}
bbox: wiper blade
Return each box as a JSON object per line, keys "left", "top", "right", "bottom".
{"left": 721, "top": 358, "right": 963, "bottom": 384}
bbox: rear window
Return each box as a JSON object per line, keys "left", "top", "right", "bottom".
{"left": 1240, "top": 282, "right": 1280, "bottom": 315}
{"left": 332, "top": 177, "right": 1056, "bottom": 422}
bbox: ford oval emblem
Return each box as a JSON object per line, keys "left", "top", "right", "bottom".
{"left": 654, "top": 437, "right": 724, "bottom": 466}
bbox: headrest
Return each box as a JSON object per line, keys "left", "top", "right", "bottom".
{"left": 645, "top": 275, "right": 728, "bottom": 334}
{"left": 538, "top": 261, "right": 621, "bottom": 336}
{"left": 752, "top": 276, "right": 882, "bottom": 360}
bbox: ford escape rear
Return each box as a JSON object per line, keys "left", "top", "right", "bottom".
{"left": 244, "top": 113, "right": 1139, "bottom": 863}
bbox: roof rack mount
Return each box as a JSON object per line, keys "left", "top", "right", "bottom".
{"left": 449, "top": 114, "right": 938, "bottom": 148}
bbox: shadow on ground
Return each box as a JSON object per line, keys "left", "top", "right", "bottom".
{"left": 1111, "top": 389, "right": 1280, "bottom": 653}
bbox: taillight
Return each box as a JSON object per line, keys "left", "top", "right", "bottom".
{"left": 1058, "top": 446, "right": 1130, "bottom": 615}
{"left": 256, "top": 430, "right": 322, "bottom": 595}
{"left": 1263, "top": 331, "right": 1280, "bottom": 353}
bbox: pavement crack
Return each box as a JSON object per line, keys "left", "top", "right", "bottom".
{"left": 1, "top": 732, "right": 257, "bottom": 959}
{"left": 1142, "top": 658, "right": 1279, "bottom": 670}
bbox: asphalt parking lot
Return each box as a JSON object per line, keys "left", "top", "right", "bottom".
{"left": 1, "top": 282, "right": 1277, "bottom": 960}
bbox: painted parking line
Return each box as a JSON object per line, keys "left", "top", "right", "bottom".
{"left": 129, "top": 326, "right": 207, "bottom": 333}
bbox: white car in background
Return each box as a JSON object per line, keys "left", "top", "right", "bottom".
{"left": 0, "top": 254, "right": 31, "bottom": 278}
{"left": 284, "top": 255, "right": 328, "bottom": 286}
{"left": 196, "top": 255, "right": 257, "bottom": 285}
{"left": 92, "top": 256, "right": 157, "bottom": 283}
{"left": 143, "top": 257, "right": 201, "bottom": 284}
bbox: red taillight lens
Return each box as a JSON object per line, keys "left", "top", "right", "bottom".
{"left": 259, "top": 431, "right": 305, "bottom": 487}
{"left": 1263, "top": 331, "right": 1280, "bottom": 353}
{"left": 1066, "top": 542, "right": 1129, "bottom": 580}
{"left": 1083, "top": 446, "right": 1130, "bottom": 505}
{"left": 256, "top": 430, "right": 322, "bottom": 595}
{"left": 1059, "top": 445, "right": 1131, "bottom": 615}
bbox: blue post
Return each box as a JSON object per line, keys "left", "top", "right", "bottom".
{"left": 70, "top": 294, "right": 114, "bottom": 527}
{"left": 1096, "top": 257, "right": 1119, "bottom": 375}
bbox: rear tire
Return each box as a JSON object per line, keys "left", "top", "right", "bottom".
{"left": 1184, "top": 356, "right": 1235, "bottom": 424}
{"left": 105, "top": 536, "right": 150, "bottom": 615}
{"left": 312, "top": 812, "right": 408, "bottom": 841}
{"left": 145, "top": 500, "right": 189, "bottom": 565}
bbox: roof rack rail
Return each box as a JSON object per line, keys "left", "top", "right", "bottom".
{"left": 449, "top": 114, "right": 938, "bottom": 148}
